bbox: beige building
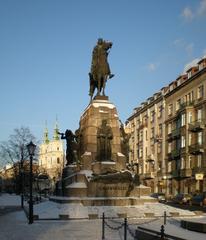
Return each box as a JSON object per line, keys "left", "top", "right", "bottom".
{"left": 39, "top": 123, "right": 64, "bottom": 180}
{"left": 127, "top": 56, "right": 206, "bottom": 196}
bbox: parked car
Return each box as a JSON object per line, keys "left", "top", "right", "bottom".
{"left": 150, "top": 193, "right": 166, "bottom": 202}
{"left": 172, "top": 193, "right": 192, "bottom": 204}
{"left": 189, "top": 192, "right": 206, "bottom": 207}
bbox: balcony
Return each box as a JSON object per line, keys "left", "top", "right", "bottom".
{"left": 167, "top": 149, "right": 181, "bottom": 161}
{"left": 172, "top": 149, "right": 181, "bottom": 158}
{"left": 167, "top": 152, "right": 173, "bottom": 161}
{"left": 179, "top": 101, "right": 194, "bottom": 110}
{"left": 171, "top": 128, "right": 181, "bottom": 139}
{"left": 144, "top": 172, "right": 155, "bottom": 179}
{"left": 167, "top": 132, "right": 172, "bottom": 141}
{"left": 189, "top": 120, "right": 205, "bottom": 132}
{"left": 139, "top": 121, "right": 148, "bottom": 129}
{"left": 188, "top": 143, "right": 204, "bottom": 155}
{"left": 146, "top": 155, "right": 155, "bottom": 162}
{"left": 171, "top": 169, "right": 180, "bottom": 178}
{"left": 192, "top": 167, "right": 203, "bottom": 175}
{"left": 180, "top": 169, "right": 192, "bottom": 178}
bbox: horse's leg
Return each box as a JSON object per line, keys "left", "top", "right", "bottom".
{"left": 97, "top": 76, "right": 101, "bottom": 95}
{"left": 102, "top": 76, "right": 107, "bottom": 96}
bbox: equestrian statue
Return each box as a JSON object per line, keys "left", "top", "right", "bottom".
{"left": 89, "top": 38, "right": 114, "bottom": 100}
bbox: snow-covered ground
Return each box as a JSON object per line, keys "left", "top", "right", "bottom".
{"left": 0, "top": 193, "right": 21, "bottom": 206}
{"left": 0, "top": 193, "right": 197, "bottom": 219}
{"left": 33, "top": 200, "right": 196, "bottom": 219}
{"left": 1, "top": 194, "right": 206, "bottom": 240}
{"left": 0, "top": 210, "right": 206, "bottom": 240}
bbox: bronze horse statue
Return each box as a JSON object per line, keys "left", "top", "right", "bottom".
{"left": 89, "top": 38, "right": 114, "bottom": 100}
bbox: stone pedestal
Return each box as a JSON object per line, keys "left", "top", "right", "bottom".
{"left": 54, "top": 96, "right": 151, "bottom": 204}
{"left": 92, "top": 161, "right": 116, "bottom": 175}
{"left": 79, "top": 96, "right": 126, "bottom": 171}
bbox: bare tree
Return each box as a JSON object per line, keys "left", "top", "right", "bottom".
{"left": 0, "top": 126, "right": 38, "bottom": 193}
{"left": 0, "top": 126, "right": 37, "bottom": 166}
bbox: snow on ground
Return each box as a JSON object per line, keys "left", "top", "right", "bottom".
{"left": 136, "top": 217, "right": 206, "bottom": 240}
{"left": 34, "top": 201, "right": 89, "bottom": 219}
{"left": 33, "top": 199, "right": 195, "bottom": 219}
{"left": 0, "top": 193, "right": 196, "bottom": 219}
{"left": 0, "top": 193, "right": 21, "bottom": 206}
{"left": 0, "top": 210, "right": 206, "bottom": 240}
{"left": 0, "top": 194, "right": 206, "bottom": 240}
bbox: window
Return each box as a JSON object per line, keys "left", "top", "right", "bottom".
{"left": 157, "top": 142, "right": 162, "bottom": 153}
{"left": 188, "top": 156, "right": 192, "bottom": 168}
{"left": 176, "top": 99, "right": 181, "bottom": 111}
{"left": 198, "top": 132, "right": 203, "bottom": 144}
{"left": 177, "top": 79, "right": 181, "bottom": 86}
{"left": 181, "top": 135, "right": 186, "bottom": 148}
{"left": 151, "top": 145, "right": 154, "bottom": 154}
{"left": 188, "top": 71, "right": 192, "bottom": 78}
{"left": 57, "top": 157, "right": 60, "bottom": 164}
{"left": 168, "top": 162, "right": 172, "bottom": 172}
{"left": 150, "top": 111, "right": 155, "bottom": 122}
{"left": 181, "top": 113, "right": 186, "bottom": 126}
{"left": 168, "top": 142, "right": 172, "bottom": 153}
{"left": 158, "top": 105, "right": 163, "bottom": 118}
{"left": 188, "top": 133, "right": 192, "bottom": 146}
{"left": 145, "top": 130, "right": 148, "bottom": 141}
{"left": 197, "top": 109, "right": 202, "bottom": 121}
{"left": 158, "top": 124, "right": 162, "bottom": 136}
{"left": 197, "top": 155, "right": 202, "bottom": 167}
{"left": 181, "top": 157, "right": 185, "bottom": 169}
{"left": 168, "top": 104, "right": 173, "bottom": 115}
{"left": 139, "top": 148, "right": 143, "bottom": 158}
{"left": 168, "top": 123, "right": 172, "bottom": 134}
{"left": 199, "top": 63, "right": 204, "bottom": 71}
{"left": 188, "top": 91, "right": 194, "bottom": 103}
{"left": 57, "top": 147, "right": 59, "bottom": 151}
{"left": 197, "top": 85, "right": 204, "bottom": 99}
{"left": 151, "top": 128, "right": 155, "bottom": 138}
{"left": 188, "top": 112, "right": 193, "bottom": 123}
{"left": 139, "top": 131, "right": 143, "bottom": 141}
{"left": 139, "top": 164, "right": 142, "bottom": 174}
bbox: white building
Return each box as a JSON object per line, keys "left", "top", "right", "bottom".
{"left": 39, "top": 122, "right": 64, "bottom": 181}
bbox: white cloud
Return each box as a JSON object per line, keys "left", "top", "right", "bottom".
{"left": 173, "top": 38, "right": 184, "bottom": 47}
{"left": 185, "top": 43, "right": 194, "bottom": 56}
{"left": 183, "top": 58, "right": 200, "bottom": 73}
{"left": 173, "top": 39, "right": 194, "bottom": 56}
{"left": 147, "top": 63, "right": 157, "bottom": 72}
{"left": 181, "top": 7, "right": 194, "bottom": 21}
{"left": 181, "top": 1, "right": 206, "bottom": 22}
{"left": 197, "top": 0, "right": 206, "bottom": 16}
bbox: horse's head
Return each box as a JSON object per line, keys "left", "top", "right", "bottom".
{"left": 103, "top": 41, "right": 113, "bottom": 50}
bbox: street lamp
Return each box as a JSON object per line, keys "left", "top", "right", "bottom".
{"left": 27, "top": 141, "right": 36, "bottom": 224}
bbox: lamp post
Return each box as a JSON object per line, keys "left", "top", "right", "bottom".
{"left": 20, "top": 146, "right": 24, "bottom": 208}
{"left": 27, "top": 141, "right": 36, "bottom": 224}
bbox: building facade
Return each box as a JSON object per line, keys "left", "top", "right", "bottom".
{"left": 39, "top": 123, "right": 64, "bottom": 181}
{"left": 127, "top": 56, "right": 206, "bottom": 196}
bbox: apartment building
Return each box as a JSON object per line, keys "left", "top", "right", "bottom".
{"left": 127, "top": 56, "right": 206, "bottom": 196}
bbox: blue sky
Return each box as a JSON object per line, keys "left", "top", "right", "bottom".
{"left": 0, "top": 0, "right": 206, "bottom": 143}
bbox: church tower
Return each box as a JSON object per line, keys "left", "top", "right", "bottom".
{"left": 39, "top": 121, "right": 64, "bottom": 181}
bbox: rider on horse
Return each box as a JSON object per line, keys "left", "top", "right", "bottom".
{"left": 89, "top": 38, "right": 114, "bottom": 100}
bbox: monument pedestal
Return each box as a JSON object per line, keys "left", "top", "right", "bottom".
{"left": 54, "top": 96, "right": 151, "bottom": 204}
{"left": 79, "top": 96, "right": 126, "bottom": 171}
